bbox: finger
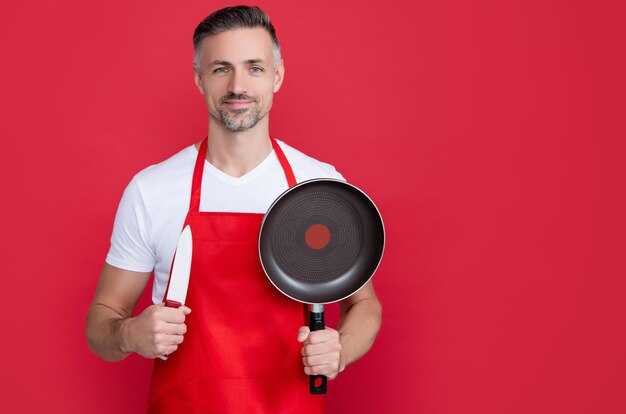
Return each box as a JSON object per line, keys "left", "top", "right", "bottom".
{"left": 159, "top": 344, "right": 179, "bottom": 357}
{"left": 305, "top": 329, "right": 339, "bottom": 345}
{"left": 178, "top": 305, "right": 192, "bottom": 315}
{"left": 154, "top": 332, "right": 181, "bottom": 345}
{"left": 304, "top": 364, "right": 338, "bottom": 376}
{"left": 301, "top": 341, "right": 341, "bottom": 357}
{"left": 302, "top": 353, "right": 340, "bottom": 367}
{"left": 297, "top": 326, "right": 310, "bottom": 343}
{"left": 160, "top": 333, "right": 184, "bottom": 346}
{"left": 163, "top": 322, "right": 187, "bottom": 336}
{"left": 160, "top": 307, "right": 187, "bottom": 323}
{"left": 169, "top": 334, "right": 185, "bottom": 345}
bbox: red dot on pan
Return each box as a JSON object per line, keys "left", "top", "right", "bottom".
{"left": 305, "top": 224, "right": 331, "bottom": 249}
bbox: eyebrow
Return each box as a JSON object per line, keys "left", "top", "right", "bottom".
{"left": 210, "top": 59, "right": 267, "bottom": 66}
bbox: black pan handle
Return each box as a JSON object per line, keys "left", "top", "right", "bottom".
{"left": 309, "top": 304, "right": 327, "bottom": 394}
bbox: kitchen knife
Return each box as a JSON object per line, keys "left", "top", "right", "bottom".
{"left": 159, "top": 224, "right": 193, "bottom": 360}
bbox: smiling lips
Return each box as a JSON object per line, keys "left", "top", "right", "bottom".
{"left": 224, "top": 100, "right": 254, "bottom": 109}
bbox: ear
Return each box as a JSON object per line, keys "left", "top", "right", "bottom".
{"left": 273, "top": 59, "right": 285, "bottom": 93}
{"left": 194, "top": 69, "right": 206, "bottom": 96}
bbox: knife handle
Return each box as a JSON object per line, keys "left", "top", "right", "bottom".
{"left": 309, "top": 307, "right": 327, "bottom": 394}
{"left": 158, "top": 300, "right": 183, "bottom": 360}
{"left": 164, "top": 300, "right": 182, "bottom": 308}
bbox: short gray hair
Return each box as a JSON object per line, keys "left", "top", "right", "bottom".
{"left": 192, "top": 6, "right": 281, "bottom": 72}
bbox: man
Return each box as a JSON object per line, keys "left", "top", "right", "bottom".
{"left": 86, "top": 6, "right": 382, "bottom": 413}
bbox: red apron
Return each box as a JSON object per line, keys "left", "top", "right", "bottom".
{"left": 147, "top": 138, "right": 325, "bottom": 413}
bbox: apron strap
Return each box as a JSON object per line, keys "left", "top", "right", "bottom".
{"left": 271, "top": 138, "right": 297, "bottom": 188}
{"left": 189, "top": 138, "right": 208, "bottom": 213}
{"left": 189, "top": 137, "right": 297, "bottom": 212}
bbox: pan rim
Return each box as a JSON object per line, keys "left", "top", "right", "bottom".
{"left": 258, "top": 178, "right": 386, "bottom": 305}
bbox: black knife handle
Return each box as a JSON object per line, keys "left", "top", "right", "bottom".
{"left": 309, "top": 309, "right": 327, "bottom": 394}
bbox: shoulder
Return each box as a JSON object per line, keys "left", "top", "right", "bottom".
{"left": 275, "top": 139, "right": 346, "bottom": 182}
{"left": 131, "top": 145, "right": 197, "bottom": 199}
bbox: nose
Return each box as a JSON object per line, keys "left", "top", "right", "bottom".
{"left": 227, "top": 68, "right": 248, "bottom": 96}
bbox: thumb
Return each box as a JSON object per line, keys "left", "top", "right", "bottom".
{"left": 297, "top": 326, "right": 310, "bottom": 343}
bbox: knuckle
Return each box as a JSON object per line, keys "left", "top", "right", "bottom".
{"left": 153, "top": 320, "right": 164, "bottom": 333}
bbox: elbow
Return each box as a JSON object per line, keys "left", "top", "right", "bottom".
{"left": 85, "top": 329, "right": 126, "bottom": 363}
{"left": 373, "top": 299, "right": 382, "bottom": 331}
{"left": 85, "top": 307, "right": 127, "bottom": 363}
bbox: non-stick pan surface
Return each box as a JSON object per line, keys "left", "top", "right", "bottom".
{"left": 259, "top": 179, "right": 385, "bottom": 304}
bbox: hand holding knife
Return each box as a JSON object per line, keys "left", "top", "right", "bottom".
{"left": 159, "top": 225, "right": 193, "bottom": 360}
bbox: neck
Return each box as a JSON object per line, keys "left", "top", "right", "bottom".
{"left": 195, "top": 116, "right": 273, "bottom": 178}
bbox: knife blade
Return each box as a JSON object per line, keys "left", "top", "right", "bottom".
{"left": 160, "top": 224, "right": 193, "bottom": 360}
{"left": 164, "top": 224, "right": 193, "bottom": 308}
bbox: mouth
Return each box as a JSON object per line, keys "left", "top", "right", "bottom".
{"left": 224, "top": 100, "right": 254, "bottom": 109}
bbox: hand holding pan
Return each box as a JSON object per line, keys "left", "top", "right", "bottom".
{"left": 259, "top": 179, "right": 385, "bottom": 394}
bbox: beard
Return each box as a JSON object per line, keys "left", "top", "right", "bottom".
{"left": 210, "top": 95, "right": 268, "bottom": 133}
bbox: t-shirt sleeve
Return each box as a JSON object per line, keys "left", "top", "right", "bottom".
{"left": 105, "top": 178, "right": 155, "bottom": 272}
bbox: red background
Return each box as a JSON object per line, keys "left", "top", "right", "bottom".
{"left": 1, "top": 0, "right": 624, "bottom": 412}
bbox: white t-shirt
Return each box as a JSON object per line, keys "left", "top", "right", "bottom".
{"left": 105, "top": 139, "right": 345, "bottom": 304}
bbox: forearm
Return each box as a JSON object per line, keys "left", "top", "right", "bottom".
{"left": 336, "top": 297, "right": 382, "bottom": 371}
{"left": 86, "top": 303, "right": 134, "bottom": 362}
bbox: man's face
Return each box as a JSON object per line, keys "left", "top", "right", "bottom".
{"left": 193, "top": 28, "right": 284, "bottom": 133}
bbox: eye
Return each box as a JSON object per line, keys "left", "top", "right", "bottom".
{"left": 213, "top": 67, "right": 228, "bottom": 73}
{"left": 250, "top": 66, "right": 264, "bottom": 73}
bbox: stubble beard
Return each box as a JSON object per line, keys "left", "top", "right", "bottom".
{"left": 210, "top": 102, "right": 268, "bottom": 133}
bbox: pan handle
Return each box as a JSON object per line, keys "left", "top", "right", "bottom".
{"left": 309, "top": 304, "right": 327, "bottom": 394}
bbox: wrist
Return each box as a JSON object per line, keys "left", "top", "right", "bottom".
{"left": 117, "top": 317, "right": 135, "bottom": 355}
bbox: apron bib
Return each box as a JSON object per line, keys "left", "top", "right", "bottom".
{"left": 147, "top": 138, "right": 325, "bottom": 413}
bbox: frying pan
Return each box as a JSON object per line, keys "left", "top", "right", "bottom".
{"left": 259, "top": 178, "right": 385, "bottom": 394}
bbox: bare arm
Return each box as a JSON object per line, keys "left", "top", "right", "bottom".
{"left": 336, "top": 280, "right": 382, "bottom": 371}
{"left": 86, "top": 264, "right": 150, "bottom": 362}
{"left": 85, "top": 263, "right": 190, "bottom": 362}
